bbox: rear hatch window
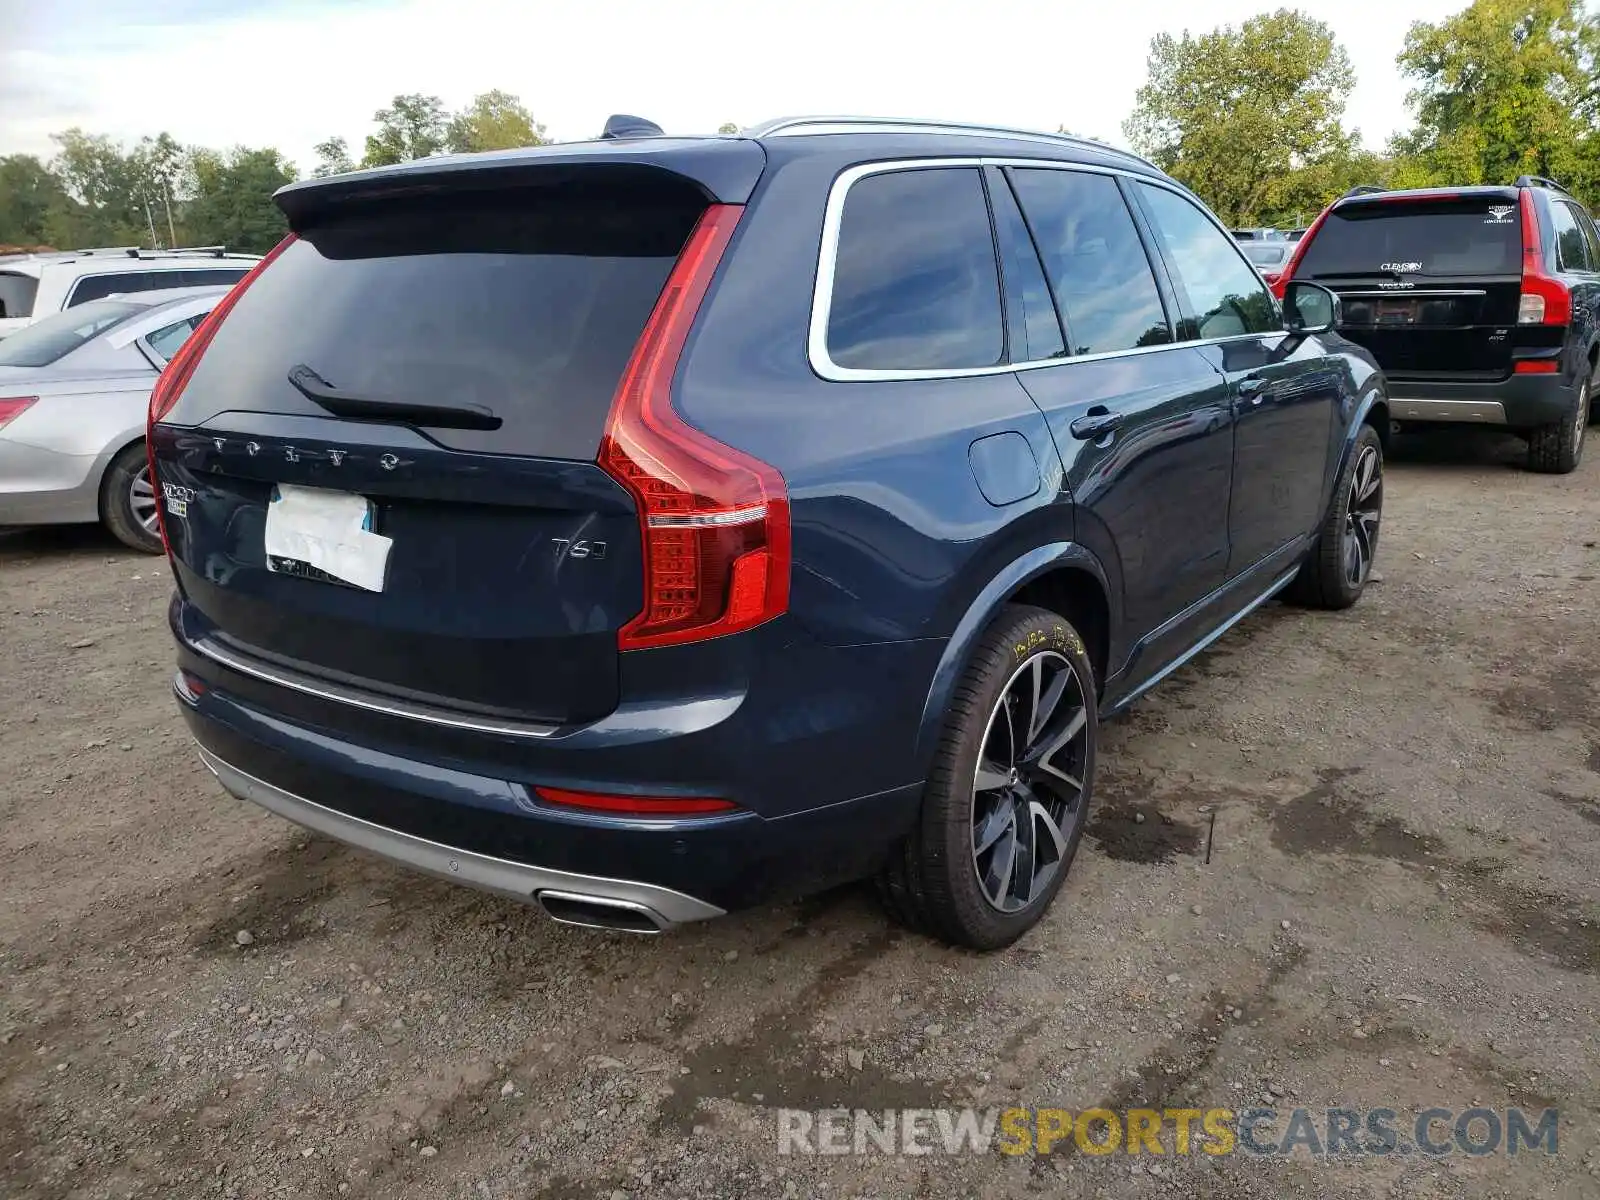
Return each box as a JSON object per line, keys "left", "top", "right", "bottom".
{"left": 1298, "top": 198, "right": 1521, "bottom": 279}
{"left": 173, "top": 182, "right": 705, "bottom": 459}
{"left": 1297, "top": 196, "right": 1526, "bottom": 380}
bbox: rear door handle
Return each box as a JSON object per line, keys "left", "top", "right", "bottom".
{"left": 1238, "top": 376, "right": 1270, "bottom": 404}
{"left": 1069, "top": 408, "right": 1125, "bottom": 440}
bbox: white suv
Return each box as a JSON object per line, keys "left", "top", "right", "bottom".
{"left": 0, "top": 246, "right": 259, "bottom": 340}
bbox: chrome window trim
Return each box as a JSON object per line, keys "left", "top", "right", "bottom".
{"left": 1333, "top": 289, "right": 1487, "bottom": 299}
{"left": 807, "top": 157, "right": 1274, "bottom": 384}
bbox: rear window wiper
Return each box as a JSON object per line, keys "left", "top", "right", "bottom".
{"left": 1310, "top": 270, "right": 1403, "bottom": 280}
{"left": 287, "top": 364, "right": 502, "bottom": 431}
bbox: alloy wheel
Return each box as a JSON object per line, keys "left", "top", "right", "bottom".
{"left": 1343, "top": 442, "right": 1382, "bottom": 588}
{"left": 130, "top": 466, "right": 159, "bottom": 536}
{"left": 970, "top": 650, "right": 1091, "bottom": 913}
{"left": 1575, "top": 380, "right": 1588, "bottom": 453}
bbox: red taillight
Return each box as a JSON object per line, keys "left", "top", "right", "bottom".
{"left": 1518, "top": 190, "right": 1570, "bottom": 326}
{"left": 533, "top": 786, "right": 738, "bottom": 816}
{"left": 1272, "top": 205, "right": 1333, "bottom": 299}
{"left": 1514, "top": 359, "right": 1560, "bottom": 374}
{"left": 0, "top": 396, "right": 38, "bottom": 432}
{"left": 598, "top": 204, "right": 790, "bottom": 651}
{"left": 146, "top": 234, "right": 297, "bottom": 555}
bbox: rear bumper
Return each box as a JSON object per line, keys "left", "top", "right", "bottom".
{"left": 198, "top": 745, "right": 724, "bottom": 928}
{"left": 1387, "top": 374, "right": 1576, "bottom": 429}
{"left": 174, "top": 616, "right": 934, "bottom": 919}
{"left": 0, "top": 438, "right": 100, "bottom": 525}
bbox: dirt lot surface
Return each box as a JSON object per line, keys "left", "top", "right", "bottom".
{"left": 2, "top": 430, "right": 1598, "bottom": 1200}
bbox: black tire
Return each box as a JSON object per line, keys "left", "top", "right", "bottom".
{"left": 1286, "top": 422, "right": 1382, "bottom": 610}
{"left": 879, "top": 604, "right": 1097, "bottom": 950}
{"left": 1527, "top": 376, "right": 1588, "bottom": 474}
{"left": 99, "top": 442, "right": 163, "bottom": 554}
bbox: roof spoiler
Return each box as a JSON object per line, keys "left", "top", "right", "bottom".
{"left": 1342, "top": 185, "right": 1386, "bottom": 199}
{"left": 273, "top": 139, "right": 768, "bottom": 227}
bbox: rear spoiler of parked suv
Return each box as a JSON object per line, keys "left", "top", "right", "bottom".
{"left": 273, "top": 138, "right": 768, "bottom": 228}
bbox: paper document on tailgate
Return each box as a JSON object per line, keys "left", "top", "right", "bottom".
{"left": 264, "top": 484, "right": 392, "bottom": 593}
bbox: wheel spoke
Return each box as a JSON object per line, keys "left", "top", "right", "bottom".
{"left": 1030, "top": 799, "right": 1069, "bottom": 859}
{"left": 1027, "top": 663, "right": 1070, "bottom": 746}
{"left": 983, "top": 820, "right": 1018, "bottom": 907}
{"left": 981, "top": 701, "right": 1015, "bottom": 772}
{"left": 974, "top": 799, "right": 1013, "bottom": 855}
{"left": 1012, "top": 801, "right": 1038, "bottom": 904}
{"left": 974, "top": 758, "right": 1011, "bottom": 792}
{"left": 1354, "top": 449, "right": 1380, "bottom": 504}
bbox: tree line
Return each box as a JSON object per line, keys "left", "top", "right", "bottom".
{"left": 1125, "top": 0, "right": 1600, "bottom": 226}
{"left": 3, "top": 0, "right": 1596, "bottom": 253}
{"left": 0, "top": 89, "right": 554, "bottom": 256}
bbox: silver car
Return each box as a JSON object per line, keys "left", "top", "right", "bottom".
{"left": 0, "top": 288, "right": 227, "bottom": 552}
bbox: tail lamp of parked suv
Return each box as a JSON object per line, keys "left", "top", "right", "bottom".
{"left": 1516, "top": 190, "right": 1570, "bottom": 364}
{"left": 596, "top": 203, "right": 792, "bottom": 649}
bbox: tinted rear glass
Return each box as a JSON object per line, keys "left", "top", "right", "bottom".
{"left": 178, "top": 182, "right": 704, "bottom": 460}
{"left": 827, "top": 167, "right": 1004, "bottom": 371}
{"left": 0, "top": 299, "right": 143, "bottom": 366}
{"left": 0, "top": 271, "right": 38, "bottom": 319}
{"left": 1297, "top": 198, "right": 1522, "bottom": 278}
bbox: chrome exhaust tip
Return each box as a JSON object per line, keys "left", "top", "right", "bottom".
{"left": 536, "top": 890, "right": 668, "bottom": 934}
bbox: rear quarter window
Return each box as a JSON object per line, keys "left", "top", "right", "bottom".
{"left": 0, "top": 271, "right": 38, "bottom": 319}
{"left": 1297, "top": 198, "right": 1522, "bottom": 278}
{"left": 825, "top": 167, "right": 1004, "bottom": 371}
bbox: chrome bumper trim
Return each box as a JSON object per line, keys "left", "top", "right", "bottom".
{"left": 189, "top": 635, "right": 559, "bottom": 740}
{"left": 1389, "top": 398, "right": 1507, "bottom": 424}
{"left": 196, "top": 746, "right": 725, "bottom": 927}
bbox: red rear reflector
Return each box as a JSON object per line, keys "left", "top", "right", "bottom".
{"left": 1514, "top": 360, "right": 1560, "bottom": 374}
{"left": 146, "top": 234, "right": 297, "bottom": 556}
{"left": 534, "top": 786, "right": 738, "bottom": 816}
{"left": 599, "top": 204, "right": 792, "bottom": 650}
{"left": 0, "top": 396, "right": 38, "bottom": 431}
{"left": 1518, "top": 190, "right": 1570, "bottom": 327}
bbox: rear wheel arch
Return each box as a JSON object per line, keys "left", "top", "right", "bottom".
{"left": 1009, "top": 566, "right": 1110, "bottom": 693}
{"left": 915, "top": 543, "right": 1115, "bottom": 768}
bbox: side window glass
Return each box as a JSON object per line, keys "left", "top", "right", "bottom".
{"left": 1137, "top": 183, "right": 1280, "bottom": 339}
{"left": 1577, "top": 206, "right": 1600, "bottom": 271}
{"left": 1008, "top": 169, "right": 1171, "bottom": 355}
{"left": 144, "top": 314, "right": 204, "bottom": 362}
{"left": 986, "top": 170, "right": 1065, "bottom": 362}
{"left": 1554, "top": 202, "right": 1591, "bottom": 271}
{"left": 69, "top": 273, "right": 153, "bottom": 308}
{"left": 827, "top": 167, "right": 1004, "bottom": 371}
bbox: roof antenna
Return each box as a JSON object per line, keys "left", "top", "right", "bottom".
{"left": 601, "top": 114, "right": 664, "bottom": 140}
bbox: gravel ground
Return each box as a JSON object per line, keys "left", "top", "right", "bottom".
{"left": 2, "top": 428, "right": 1598, "bottom": 1199}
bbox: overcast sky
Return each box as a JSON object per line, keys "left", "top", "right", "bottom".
{"left": 1, "top": 0, "right": 1469, "bottom": 177}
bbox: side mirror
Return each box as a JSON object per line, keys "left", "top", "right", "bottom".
{"left": 1284, "top": 281, "right": 1340, "bottom": 335}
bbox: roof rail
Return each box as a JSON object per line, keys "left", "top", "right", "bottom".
{"left": 1341, "top": 185, "right": 1387, "bottom": 199}
{"left": 72, "top": 245, "right": 143, "bottom": 256}
{"left": 1513, "top": 174, "right": 1570, "bottom": 195}
{"left": 127, "top": 245, "right": 230, "bottom": 259}
{"left": 746, "top": 116, "right": 1159, "bottom": 169}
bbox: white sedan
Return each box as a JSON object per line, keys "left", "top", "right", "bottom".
{"left": 0, "top": 287, "right": 228, "bottom": 552}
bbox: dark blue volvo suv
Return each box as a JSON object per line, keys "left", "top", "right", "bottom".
{"left": 150, "top": 116, "right": 1388, "bottom": 949}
